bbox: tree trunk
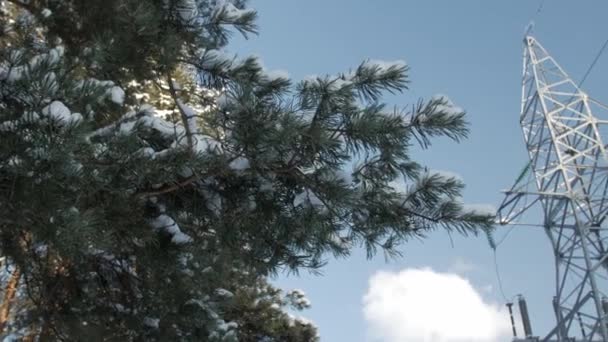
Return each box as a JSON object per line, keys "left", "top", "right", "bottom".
{"left": 0, "top": 267, "right": 20, "bottom": 333}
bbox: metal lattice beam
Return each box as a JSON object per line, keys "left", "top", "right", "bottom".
{"left": 498, "top": 36, "right": 608, "bottom": 342}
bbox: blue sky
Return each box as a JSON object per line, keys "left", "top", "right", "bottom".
{"left": 232, "top": 1, "right": 608, "bottom": 341}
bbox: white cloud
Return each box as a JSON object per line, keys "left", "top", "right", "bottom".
{"left": 481, "top": 284, "right": 494, "bottom": 295}
{"left": 448, "top": 257, "right": 476, "bottom": 275}
{"left": 362, "top": 268, "right": 510, "bottom": 342}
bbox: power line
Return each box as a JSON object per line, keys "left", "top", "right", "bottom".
{"left": 524, "top": 0, "right": 546, "bottom": 36}
{"left": 558, "top": 36, "right": 608, "bottom": 120}
{"left": 493, "top": 249, "right": 508, "bottom": 302}
{"left": 578, "top": 37, "right": 608, "bottom": 88}
{"left": 495, "top": 224, "right": 517, "bottom": 247}
{"left": 535, "top": 0, "right": 546, "bottom": 16}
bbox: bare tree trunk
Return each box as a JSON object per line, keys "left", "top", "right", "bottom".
{"left": 23, "top": 331, "right": 37, "bottom": 342}
{"left": 0, "top": 267, "right": 20, "bottom": 333}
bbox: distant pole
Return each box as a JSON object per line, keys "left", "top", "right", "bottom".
{"left": 506, "top": 302, "right": 518, "bottom": 337}
{"left": 518, "top": 295, "right": 533, "bottom": 337}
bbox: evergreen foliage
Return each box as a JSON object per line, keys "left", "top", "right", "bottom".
{"left": 0, "top": 0, "right": 494, "bottom": 340}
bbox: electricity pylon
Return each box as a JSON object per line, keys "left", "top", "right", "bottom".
{"left": 497, "top": 36, "right": 608, "bottom": 341}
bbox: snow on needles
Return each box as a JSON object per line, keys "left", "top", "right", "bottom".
{"left": 149, "top": 214, "right": 193, "bottom": 245}
{"left": 176, "top": 0, "right": 198, "bottom": 23}
{"left": 221, "top": 3, "right": 256, "bottom": 21}
{"left": 41, "top": 8, "right": 52, "bottom": 18}
{"left": 93, "top": 105, "right": 222, "bottom": 156}
{"left": 109, "top": 86, "right": 125, "bottom": 105}
{"left": 461, "top": 204, "right": 496, "bottom": 217}
{"left": 265, "top": 69, "right": 290, "bottom": 81}
{"left": 428, "top": 169, "right": 463, "bottom": 182}
{"left": 287, "top": 289, "right": 312, "bottom": 308}
{"left": 215, "top": 288, "right": 234, "bottom": 298}
{"left": 293, "top": 189, "right": 326, "bottom": 213}
{"left": 229, "top": 157, "right": 250, "bottom": 171}
{"left": 335, "top": 166, "right": 354, "bottom": 184}
{"left": 362, "top": 59, "right": 407, "bottom": 72}
{"left": 41, "top": 101, "right": 82, "bottom": 126}
{"left": 249, "top": 55, "right": 289, "bottom": 82}
{"left": 431, "top": 94, "right": 465, "bottom": 116}
{"left": 143, "top": 317, "right": 160, "bottom": 329}
{"left": 0, "top": 46, "right": 64, "bottom": 83}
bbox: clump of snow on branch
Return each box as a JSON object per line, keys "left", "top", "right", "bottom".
{"left": 247, "top": 55, "right": 289, "bottom": 81}
{"left": 285, "top": 289, "right": 311, "bottom": 309}
{"left": 329, "top": 232, "right": 352, "bottom": 249}
{"left": 286, "top": 313, "right": 317, "bottom": 329}
{"left": 90, "top": 100, "right": 222, "bottom": 157}
{"left": 330, "top": 77, "right": 353, "bottom": 90}
{"left": 293, "top": 189, "right": 326, "bottom": 213}
{"left": 109, "top": 86, "right": 125, "bottom": 105}
{"left": 431, "top": 94, "right": 465, "bottom": 116}
{"left": 175, "top": 0, "right": 198, "bottom": 23}
{"left": 215, "top": 288, "right": 234, "bottom": 298}
{"left": 143, "top": 317, "right": 160, "bottom": 329}
{"left": 361, "top": 59, "right": 407, "bottom": 72}
{"left": 41, "top": 8, "right": 52, "bottom": 18}
{"left": 41, "top": 101, "right": 82, "bottom": 126}
{"left": 461, "top": 204, "right": 496, "bottom": 217}
{"left": 428, "top": 169, "right": 463, "bottom": 182}
{"left": 149, "top": 214, "right": 193, "bottom": 245}
{"left": 229, "top": 157, "right": 250, "bottom": 171}
{"left": 218, "top": 2, "right": 256, "bottom": 22}
{"left": 265, "top": 69, "right": 289, "bottom": 81}
{"left": 335, "top": 166, "right": 354, "bottom": 184}
{"left": 0, "top": 46, "right": 65, "bottom": 83}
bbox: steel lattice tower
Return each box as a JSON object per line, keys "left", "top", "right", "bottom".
{"left": 497, "top": 36, "right": 608, "bottom": 341}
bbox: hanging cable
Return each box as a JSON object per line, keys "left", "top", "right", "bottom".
{"left": 578, "top": 37, "right": 608, "bottom": 89}
{"left": 493, "top": 249, "right": 509, "bottom": 302}
{"left": 525, "top": 0, "right": 547, "bottom": 36}
{"left": 535, "top": 0, "right": 546, "bottom": 16}
{"left": 492, "top": 167, "right": 533, "bottom": 303}
{"left": 558, "top": 36, "right": 608, "bottom": 120}
{"left": 495, "top": 225, "right": 516, "bottom": 247}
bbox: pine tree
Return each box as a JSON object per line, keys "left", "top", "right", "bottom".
{"left": 0, "top": 0, "right": 494, "bottom": 340}
{"left": 223, "top": 277, "right": 319, "bottom": 342}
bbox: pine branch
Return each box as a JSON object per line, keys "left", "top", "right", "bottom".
{"left": 166, "top": 73, "right": 194, "bottom": 150}
{"left": 137, "top": 174, "right": 199, "bottom": 198}
{"left": 136, "top": 155, "right": 240, "bottom": 198}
